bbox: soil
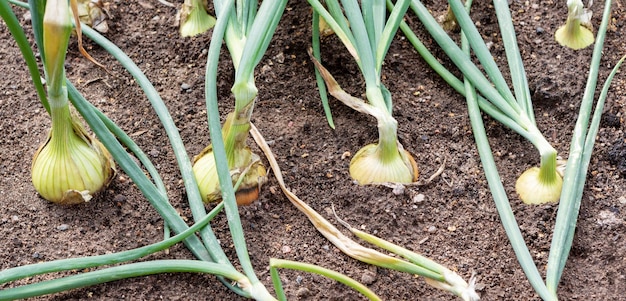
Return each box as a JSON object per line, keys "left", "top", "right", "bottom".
{"left": 1, "top": 0, "right": 625, "bottom": 300}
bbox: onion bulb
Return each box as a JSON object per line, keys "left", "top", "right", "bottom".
{"left": 515, "top": 167, "right": 563, "bottom": 205}
{"left": 178, "top": 0, "right": 216, "bottom": 37}
{"left": 555, "top": 0, "right": 594, "bottom": 50}
{"left": 349, "top": 143, "right": 418, "bottom": 185}
{"left": 31, "top": 115, "right": 114, "bottom": 204}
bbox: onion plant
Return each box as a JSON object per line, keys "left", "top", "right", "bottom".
{"left": 308, "top": 0, "right": 418, "bottom": 185}
{"left": 546, "top": 1, "right": 622, "bottom": 294}
{"left": 396, "top": 0, "right": 620, "bottom": 299}
{"left": 29, "top": 0, "right": 114, "bottom": 204}
{"left": 555, "top": 0, "right": 594, "bottom": 50}
{"left": 401, "top": 0, "right": 562, "bottom": 205}
{"left": 192, "top": 0, "right": 287, "bottom": 205}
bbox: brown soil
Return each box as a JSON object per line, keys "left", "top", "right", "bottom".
{"left": 1, "top": 0, "right": 625, "bottom": 300}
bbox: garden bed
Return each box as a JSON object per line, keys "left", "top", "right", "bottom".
{"left": 1, "top": 0, "right": 625, "bottom": 300}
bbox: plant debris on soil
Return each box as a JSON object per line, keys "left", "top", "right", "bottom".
{"left": 1, "top": 0, "right": 625, "bottom": 300}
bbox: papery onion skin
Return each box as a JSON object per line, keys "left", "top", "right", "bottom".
{"left": 192, "top": 146, "right": 267, "bottom": 206}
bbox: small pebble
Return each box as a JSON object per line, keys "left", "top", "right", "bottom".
{"left": 57, "top": 224, "right": 69, "bottom": 231}
{"left": 321, "top": 245, "right": 330, "bottom": 251}
{"left": 392, "top": 184, "right": 405, "bottom": 195}
{"left": 296, "top": 275, "right": 303, "bottom": 284}
{"left": 413, "top": 193, "right": 425, "bottom": 203}
{"left": 281, "top": 245, "right": 291, "bottom": 253}
{"left": 11, "top": 215, "right": 19, "bottom": 222}
{"left": 149, "top": 149, "right": 160, "bottom": 158}
{"left": 361, "top": 270, "right": 377, "bottom": 285}
{"left": 619, "top": 196, "right": 626, "bottom": 204}
{"left": 296, "top": 287, "right": 309, "bottom": 297}
{"left": 427, "top": 226, "right": 437, "bottom": 233}
{"left": 32, "top": 252, "right": 41, "bottom": 259}
{"left": 536, "top": 27, "right": 545, "bottom": 34}
{"left": 181, "top": 83, "right": 192, "bottom": 90}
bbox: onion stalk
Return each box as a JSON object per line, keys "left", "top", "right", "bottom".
{"left": 31, "top": 0, "right": 114, "bottom": 204}
{"left": 192, "top": 0, "right": 286, "bottom": 205}
{"left": 555, "top": 0, "right": 594, "bottom": 50}
{"left": 309, "top": 0, "right": 417, "bottom": 185}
